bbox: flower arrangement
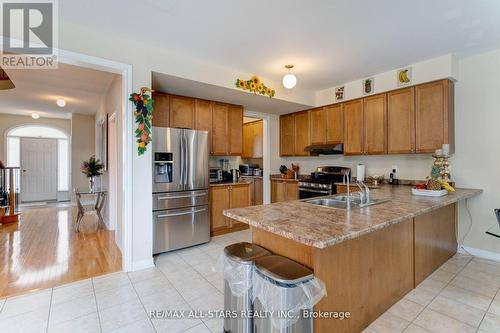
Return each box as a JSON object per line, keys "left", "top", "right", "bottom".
{"left": 129, "top": 87, "right": 154, "bottom": 155}
{"left": 81, "top": 156, "right": 104, "bottom": 190}
{"left": 235, "top": 75, "right": 275, "bottom": 98}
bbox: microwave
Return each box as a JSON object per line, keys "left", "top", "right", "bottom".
{"left": 209, "top": 167, "right": 223, "bottom": 183}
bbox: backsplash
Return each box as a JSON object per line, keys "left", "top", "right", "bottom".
{"left": 209, "top": 156, "right": 240, "bottom": 169}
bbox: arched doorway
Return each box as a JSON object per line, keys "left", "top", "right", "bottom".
{"left": 6, "top": 124, "right": 70, "bottom": 202}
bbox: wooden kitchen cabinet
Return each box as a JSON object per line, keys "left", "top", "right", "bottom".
{"left": 387, "top": 87, "right": 415, "bottom": 154}
{"left": 280, "top": 114, "right": 295, "bottom": 156}
{"left": 294, "top": 111, "right": 311, "bottom": 156}
{"left": 209, "top": 183, "right": 250, "bottom": 236}
{"left": 169, "top": 95, "right": 194, "bottom": 128}
{"left": 228, "top": 104, "right": 243, "bottom": 155}
{"left": 242, "top": 176, "right": 264, "bottom": 206}
{"left": 271, "top": 179, "right": 299, "bottom": 203}
{"left": 152, "top": 92, "right": 170, "bottom": 127}
{"left": 242, "top": 120, "right": 263, "bottom": 158}
{"left": 343, "top": 99, "right": 364, "bottom": 155}
{"left": 194, "top": 99, "right": 212, "bottom": 142}
{"left": 415, "top": 79, "right": 454, "bottom": 153}
{"left": 363, "top": 94, "right": 387, "bottom": 154}
{"left": 336, "top": 184, "right": 361, "bottom": 194}
{"left": 325, "top": 104, "right": 343, "bottom": 144}
{"left": 211, "top": 102, "right": 228, "bottom": 155}
{"left": 310, "top": 108, "right": 326, "bottom": 144}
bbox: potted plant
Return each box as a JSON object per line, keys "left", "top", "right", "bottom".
{"left": 81, "top": 156, "right": 104, "bottom": 191}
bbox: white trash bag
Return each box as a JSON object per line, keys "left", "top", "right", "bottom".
{"left": 220, "top": 254, "right": 254, "bottom": 297}
{"left": 252, "top": 270, "right": 327, "bottom": 330}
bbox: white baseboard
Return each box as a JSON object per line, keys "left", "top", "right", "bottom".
{"left": 130, "top": 258, "right": 155, "bottom": 272}
{"left": 458, "top": 245, "right": 500, "bottom": 263}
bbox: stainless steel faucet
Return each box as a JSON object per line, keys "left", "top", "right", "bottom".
{"left": 345, "top": 170, "right": 351, "bottom": 210}
{"left": 355, "top": 180, "right": 371, "bottom": 204}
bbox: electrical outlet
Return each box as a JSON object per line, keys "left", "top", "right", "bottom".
{"left": 391, "top": 165, "right": 398, "bottom": 173}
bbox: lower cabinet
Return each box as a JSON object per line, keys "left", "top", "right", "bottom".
{"left": 271, "top": 179, "right": 299, "bottom": 203}
{"left": 209, "top": 183, "right": 250, "bottom": 236}
{"left": 241, "top": 177, "right": 264, "bottom": 206}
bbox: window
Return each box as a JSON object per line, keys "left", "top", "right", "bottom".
{"left": 6, "top": 125, "right": 70, "bottom": 193}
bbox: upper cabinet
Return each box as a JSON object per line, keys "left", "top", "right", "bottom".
{"left": 170, "top": 95, "right": 194, "bottom": 128}
{"left": 279, "top": 79, "right": 454, "bottom": 157}
{"left": 363, "top": 94, "right": 387, "bottom": 154}
{"left": 279, "top": 112, "right": 310, "bottom": 157}
{"left": 343, "top": 99, "right": 364, "bottom": 155}
{"left": 325, "top": 104, "right": 343, "bottom": 144}
{"left": 153, "top": 93, "right": 243, "bottom": 156}
{"left": 227, "top": 105, "right": 243, "bottom": 155}
{"left": 280, "top": 114, "right": 295, "bottom": 156}
{"left": 242, "top": 120, "right": 263, "bottom": 158}
{"left": 415, "top": 80, "right": 454, "bottom": 153}
{"left": 294, "top": 111, "right": 311, "bottom": 156}
{"left": 387, "top": 87, "right": 415, "bottom": 154}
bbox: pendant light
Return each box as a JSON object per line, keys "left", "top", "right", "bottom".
{"left": 282, "top": 64, "right": 297, "bottom": 89}
{"left": 0, "top": 67, "right": 15, "bottom": 90}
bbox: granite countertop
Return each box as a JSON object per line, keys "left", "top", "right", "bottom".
{"left": 241, "top": 175, "right": 263, "bottom": 179}
{"left": 210, "top": 180, "right": 252, "bottom": 187}
{"left": 223, "top": 185, "right": 482, "bottom": 248}
{"left": 270, "top": 174, "right": 309, "bottom": 182}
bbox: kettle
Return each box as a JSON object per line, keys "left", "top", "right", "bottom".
{"left": 230, "top": 169, "right": 240, "bottom": 183}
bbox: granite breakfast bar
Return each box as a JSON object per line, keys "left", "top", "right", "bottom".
{"left": 223, "top": 185, "right": 482, "bottom": 333}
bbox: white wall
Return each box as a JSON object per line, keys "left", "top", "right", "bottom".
{"left": 71, "top": 114, "right": 96, "bottom": 194}
{"left": 452, "top": 49, "right": 500, "bottom": 256}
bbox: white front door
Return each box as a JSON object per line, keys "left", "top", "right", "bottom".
{"left": 21, "top": 138, "right": 58, "bottom": 202}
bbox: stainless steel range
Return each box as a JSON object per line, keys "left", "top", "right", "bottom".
{"left": 152, "top": 127, "right": 210, "bottom": 254}
{"left": 298, "top": 166, "right": 351, "bottom": 199}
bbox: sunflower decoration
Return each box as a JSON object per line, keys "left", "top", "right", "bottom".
{"left": 235, "top": 75, "right": 275, "bottom": 98}
{"left": 129, "top": 87, "right": 154, "bottom": 155}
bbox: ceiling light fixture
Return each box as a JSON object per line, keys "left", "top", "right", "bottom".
{"left": 282, "top": 64, "right": 297, "bottom": 89}
{"left": 32, "top": 113, "right": 40, "bottom": 120}
{"left": 56, "top": 98, "right": 66, "bottom": 107}
{"left": 0, "top": 67, "right": 15, "bottom": 90}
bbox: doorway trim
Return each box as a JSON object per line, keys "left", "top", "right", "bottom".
{"left": 56, "top": 48, "right": 134, "bottom": 272}
{"left": 243, "top": 111, "right": 271, "bottom": 204}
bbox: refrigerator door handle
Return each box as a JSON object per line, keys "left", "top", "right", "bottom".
{"left": 185, "top": 130, "right": 190, "bottom": 188}
{"left": 179, "top": 132, "right": 185, "bottom": 186}
{"left": 156, "top": 192, "right": 208, "bottom": 200}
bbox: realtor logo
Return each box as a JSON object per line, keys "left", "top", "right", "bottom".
{"left": 1, "top": 0, "right": 58, "bottom": 68}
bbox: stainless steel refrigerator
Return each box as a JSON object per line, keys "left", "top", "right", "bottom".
{"left": 152, "top": 127, "right": 209, "bottom": 254}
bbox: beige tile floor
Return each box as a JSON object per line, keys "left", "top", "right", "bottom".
{"left": 0, "top": 228, "right": 499, "bottom": 333}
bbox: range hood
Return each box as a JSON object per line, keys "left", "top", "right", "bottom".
{"left": 304, "top": 143, "right": 344, "bottom": 155}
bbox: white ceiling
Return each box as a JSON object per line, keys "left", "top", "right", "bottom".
{"left": 61, "top": 0, "right": 500, "bottom": 91}
{"left": 0, "top": 63, "right": 116, "bottom": 119}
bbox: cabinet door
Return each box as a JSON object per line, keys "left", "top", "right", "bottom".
{"left": 228, "top": 104, "right": 243, "bottom": 155}
{"left": 280, "top": 115, "right": 295, "bottom": 156}
{"left": 194, "top": 99, "right": 213, "bottom": 153}
{"left": 310, "top": 108, "right": 326, "bottom": 144}
{"left": 212, "top": 103, "right": 228, "bottom": 155}
{"left": 242, "top": 122, "right": 254, "bottom": 158}
{"left": 388, "top": 88, "right": 415, "bottom": 154}
{"left": 210, "top": 186, "right": 230, "bottom": 234}
{"left": 252, "top": 120, "right": 263, "bottom": 158}
{"left": 271, "top": 180, "right": 285, "bottom": 203}
{"left": 152, "top": 92, "right": 170, "bottom": 127}
{"left": 415, "top": 80, "right": 452, "bottom": 153}
{"left": 254, "top": 178, "right": 263, "bottom": 205}
{"left": 294, "top": 111, "right": 310, "bottom": 156}
{"left": 325, "top": 104, "right": 343, "bottom": 144}
{"left": 364, "top": 94, "right": 387, "bottom": 154}
{"left": 241, "top": 177, "right": 255, "bottom": 205}
{"left": 284, "top": 182, "right": 299, "bottom": 201}
{"left": 343, "top": 99, "right": 364, "bottom": 155}
{"left": 169, "top": 95, "right": 194, "bottom": 128}
{"left": 229, "top": 185, "right": 251, "bottom": 228}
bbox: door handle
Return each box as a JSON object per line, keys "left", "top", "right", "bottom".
{"left": 157, "top": 192, "right": 208, "bottom": 200}
{"left": 157, "top": 208, "right": 206, "bottom": 218}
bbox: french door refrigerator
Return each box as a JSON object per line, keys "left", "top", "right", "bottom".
{"left": 152, "top": 127, "right": 209, "bottom": 254}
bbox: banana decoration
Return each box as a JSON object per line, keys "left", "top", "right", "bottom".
{"left": 439, "top": 180, "right": 455, "bottom": 192}
{"left": 399, "top": 69, "right": 410, "bottom": 83}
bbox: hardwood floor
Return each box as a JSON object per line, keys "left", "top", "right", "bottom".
{"left": 0, "top": 205, "right": 122, "bottom": 298}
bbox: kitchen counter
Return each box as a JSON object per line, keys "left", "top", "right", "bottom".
{"left": 224, "top": 185, "right": 482, "bottom": 248}
{"left": 209, "top": 180, "right": 252, "bottom": 187}
{"left": 240, "top": 175, "right": 263, "bottom": 179}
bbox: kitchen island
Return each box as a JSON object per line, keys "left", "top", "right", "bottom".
{"left": 223, "top": 185, "right": 482, "bottom": 333}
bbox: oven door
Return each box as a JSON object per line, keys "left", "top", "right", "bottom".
{"left": 299, "top": 188, "right": 331, "bottom": 199}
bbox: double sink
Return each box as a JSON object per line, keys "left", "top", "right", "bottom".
{"left": 305, "top": 195, "right": 390, "bottom": 209}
